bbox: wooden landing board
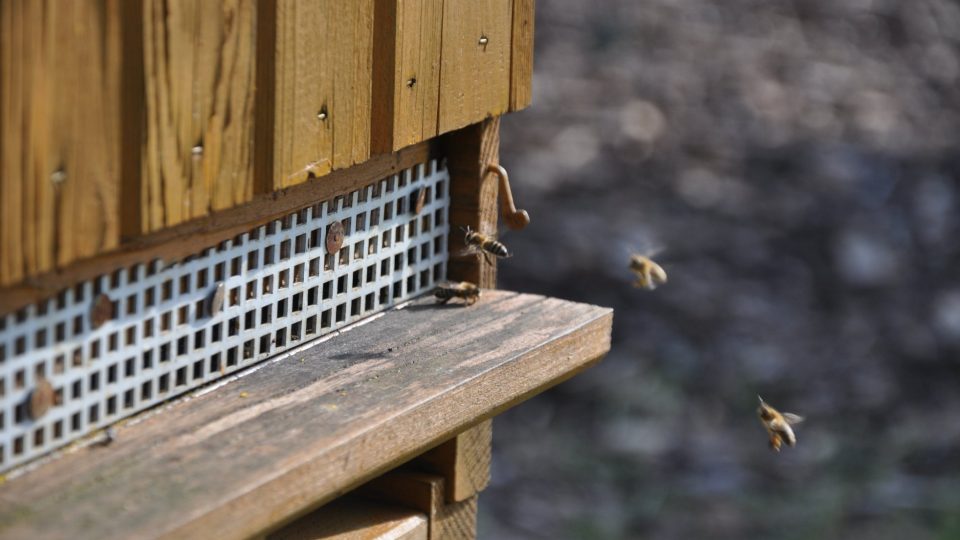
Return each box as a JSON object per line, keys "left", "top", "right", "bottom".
{"left": 0, "top": 291, "right": 612, "bottom": 540}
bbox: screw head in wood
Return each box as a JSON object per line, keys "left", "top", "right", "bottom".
{"left": 317, "top": 107, "right": 328, "bottom": 121}
{"left": 28, "top": 378, "right": 55, "bottom": 420}
{"left": 406, "top": 77, "right": 417, "bottom": 88}
{"left": 326, "top": 220, "right": 345, "bottom": 254}
{"left": 90, "top": 294, "right": 114, "bottom": 329}
{"left": 51, "top": 169, "right": 67, "bottom": 185}
{"left": 207, "top": 283, "right": 226, "bottom": 317}
{"left": 413, "top": 187, "right": 427, "bottom": 215}
{"left": 478, "top": 35, "right": 489, "bottom": 46}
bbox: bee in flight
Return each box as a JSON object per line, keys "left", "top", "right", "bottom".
{"left": 757, "top": 396, "right": 804, "bottom": 452}
{"left": 458, "top": 226, "right": 511, "bottom": 266}
{"left": 434, "top": 281, "right": 481, "bottom": 306}
{"left": 628, "top": 253, "right": 668, "bottom": 290}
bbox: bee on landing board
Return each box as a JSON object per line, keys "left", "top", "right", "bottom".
{"left": 757, "top": 396, "right": 804, "bottom": 452}
{"left": 434, "top": 281, "right": 481, "bottom": 306}
{"left": 628, "top": 254, "right": 668, "bottom": 290}
{"left": 458, "top": 226, "right": 511, "bottom": 266}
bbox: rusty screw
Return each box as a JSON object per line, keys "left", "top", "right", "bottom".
{"left": 90, "top": 293, "right": 114, "bottom": 330}
{"left": 28, "top": 378, "right": 55, "bottom": 420}
{"left": 326, "top": 220, "right": 345, "bottom": 254}
{"left": 207, "top": 282, "right": 226, "bottom": 317}
{"left": 413, "top": 187, "right": 427, "bottom": 215}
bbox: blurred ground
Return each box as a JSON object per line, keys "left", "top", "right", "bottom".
{"left": 480, "top": 1, "right": 960, "bottom": 539}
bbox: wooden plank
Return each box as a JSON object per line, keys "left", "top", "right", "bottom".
{"left": 444, "top": 118, "right": 500, "bottom": 288}
{"left": 0, "top": 0, "right": 125, "bottom": 285}
{"left": 509, "top": 0, "right": 535, "bottom": 111}
{"left": 415, "top": 420, "right": 492, "bottom": 503}
{"left": 257, "top": 0, "right": 373, "bottom": 191}
{"left": 0, "top": 142, "right": 432, "bottom": 316}
{"left": 437, "top": 0, "right": 512, "bottom": 135}
{"left": 267, "top": 496, "right": 427, "bottom": 540}
{"left": 0, "top": 291, "right": 612, "bottom": 539}
{"left": 358, "top": 472, "right": 477, "bottom": 540}
{"left": 371, "top": 0, "right": 443, "bottom": 154}
{"left": 136, "top": 0, "right": 257, "bottom": 233}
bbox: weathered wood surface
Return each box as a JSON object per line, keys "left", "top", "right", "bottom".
{"left": 267, "top": 496, "right": 428, "bottom": 540}
{"left": 137, "top": 0, "right": 257, "bottom": 233}
{"left": 0, "top": 291, "right": 612, "bottom": 539}
{"left": 416, "top": 420, "right": 492, "bottom": 503}
{"left": 256, "top": 0, "right": 374, "bottom": 190}
{"left": 0, "top": 142, "right": 432, "bottom": 316}
{"left": 359, "top": 471, "right": 477, "bottom": 540}
{"left": 445, "top": 118, "right": 501, "bottom": 288}
{"left": 0, "top": 0, "right": 126, "bottom": 285}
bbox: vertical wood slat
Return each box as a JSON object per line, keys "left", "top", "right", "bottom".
{"left": 137, "top": 0, "right": 257, "bottom": 234}
{"left": 256, "top": 0, "right": 373, "bottom": 191}
{"left": 444, "top": 118, "right": 500, "bottom": 289}
{"left": 509, "top": 0, "right": 535, "bottom": 111}
{"left": 371, "top": 0, "right": 443, "bottom": 155}
{"left": 0, "top": 0, "right": 124, "bottom": 286}
{"left": 437, "top": 0, "right": 512, "bottom": 135}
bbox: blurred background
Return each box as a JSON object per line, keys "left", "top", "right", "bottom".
{"left": 481, "top": 1, "right": 960, "bottom": 539}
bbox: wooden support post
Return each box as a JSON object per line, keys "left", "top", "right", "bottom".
{"left": 443, "top": 118, "right": 501, "bottom": 289}
{"left": 416, "top": 420, "right": 492, "bottom": 503}
{"left": 358, "top": 471, "right": 478, "bottom": 540}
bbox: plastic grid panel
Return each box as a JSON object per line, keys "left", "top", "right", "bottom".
{"left": 0, "top": 159, "right": 450, "bottom": 472}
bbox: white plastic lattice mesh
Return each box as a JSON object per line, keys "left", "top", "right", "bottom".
{"left": 0, "top": 159, "right": 450, "bottom": 472}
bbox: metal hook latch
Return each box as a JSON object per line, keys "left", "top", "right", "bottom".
{"left": 485, "top": 163, "right": 530, "bottom": 230}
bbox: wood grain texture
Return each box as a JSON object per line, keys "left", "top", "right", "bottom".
{"left": 137, "top": 0, "right": 257, "bottom": 233}
{"left": 0, "top": 142, "right": 432, "bottom": 316}
{"left": 0, "top": 0, "right": 124, "bottom": 285}
{"left": 359, "top": 471, "right": 477, "bottom": 540}
{"left": 445, "top": 118, "right": 501, "bottom": 288}
{"left": 257, "top": 0, "right": 373, "bottom": 190}
{"left": 416, "top": 420, "right": 492, "bottom": 503}
{"left": 509, "top": 0, "right": 535, "bottom": 111}
{"left": 267, "top": 496, "right": 428, "bottom": 540}
{"left": 437, "top": 0, "right": 512, "bottom": 135}
{"left": 371, "top": 0, "right": 443, "bottom": 154}
{"left": 0, "top": 291, "right": 612, "bottom": 539}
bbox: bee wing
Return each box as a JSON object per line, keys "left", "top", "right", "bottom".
{"left": 452, "top": 245, "right": 481, "bottom": 259}
{"left": 782, "top": 413, "right": 804, "bottom": 425}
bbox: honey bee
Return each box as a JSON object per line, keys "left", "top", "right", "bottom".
{"left": 757, "top": 396, "right": 804, "bottom": 452}
{"left": 629, "top": 254, "right": 668, "bottom": 290}
{"left": 434, "top": 281, "right": 481, "bottom": 306}
{"left": 459, "top": 226, "right": 511, "bottom": 266}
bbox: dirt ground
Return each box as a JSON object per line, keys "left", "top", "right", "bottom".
{"left": 481, "top": 1, "right": 960, "bottom": 538}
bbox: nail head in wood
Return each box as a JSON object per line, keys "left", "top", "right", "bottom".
{"left": 50, "top": 169, "right": 67, "bottom": 185}
{"left": 90, "top": 294, "right": 114, "bottom": 330}
{"left": 317, "top": 108, "right": 328, "bottom": 121}
{"left": 207, "top": 283, "right": 226, "bottom": 317}
{"left": 478, "top": 35, "right": 489, "bottom": 46}
{"left": 406, "top": 77, "right": 417, "bottom": 88}
{"left": 28, "top": 378, "right": 55, "bottom": 420}
{"left": 326, "top": 221, "right": 345, "bottom": 254}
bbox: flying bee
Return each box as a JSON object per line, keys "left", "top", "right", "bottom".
{"left": 757, "top": 396, "right": 804, "bottom": 452}
{"left": 628, "top": 253, "right": 668, "bottom": 290}
{"left": 457, "top": 226, "right": 511, "bottom": 266}
{"left": 434, "top": 281, "right": 481, "bottom": 306}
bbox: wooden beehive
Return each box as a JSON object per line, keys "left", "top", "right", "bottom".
{"left": 0, "top": 2, "right": 612, "bottom": 538}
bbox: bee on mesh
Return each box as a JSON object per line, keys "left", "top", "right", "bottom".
{"left": 757, "top": 396, "right": 804, "bottom": 452}
{"left": 433, "top": 281, "right": 481, "bottom": 306}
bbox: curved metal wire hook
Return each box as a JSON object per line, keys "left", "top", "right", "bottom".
{"left": 485, "top": 163, "right": 530, "bottom": 230}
